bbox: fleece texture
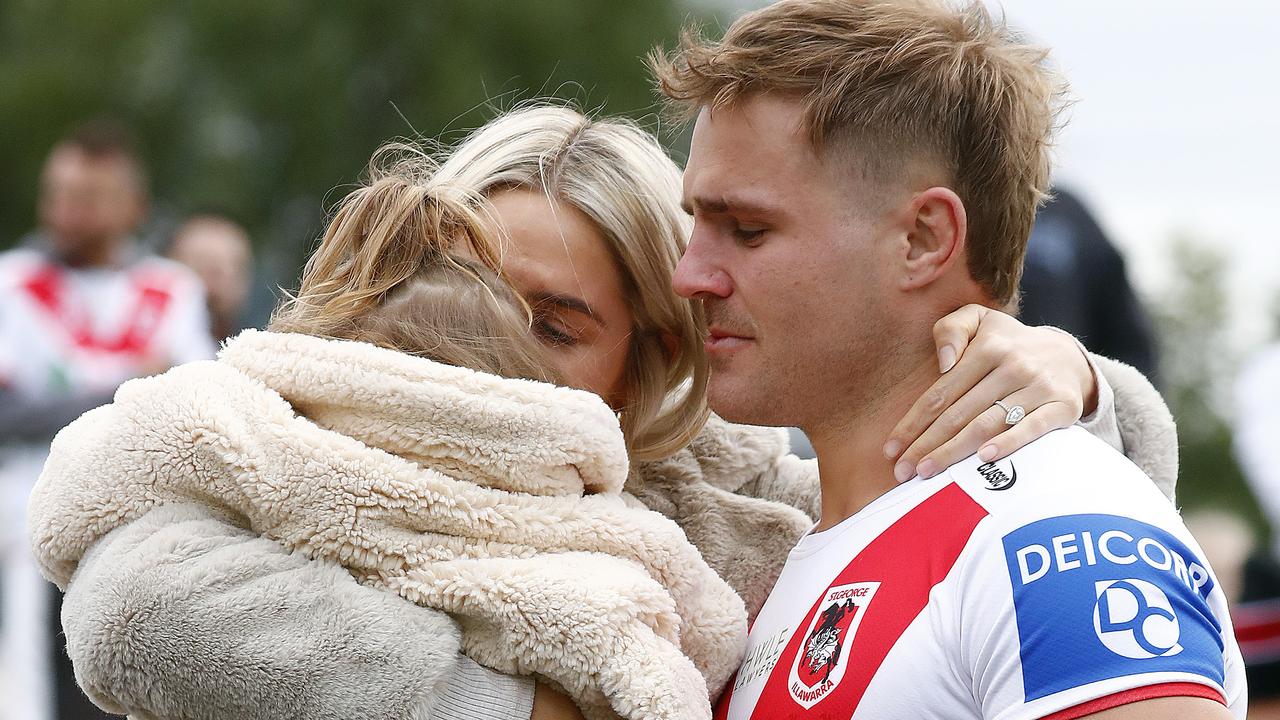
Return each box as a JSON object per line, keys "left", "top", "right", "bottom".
{"left": 35, "top": 335, "right": 1177, "bottom": 720}
{"left": 29, "top": 330, "right": 747, "bottom": 720}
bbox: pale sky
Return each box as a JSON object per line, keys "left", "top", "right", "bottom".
{"left": 712, "top": 0, "right": 1280, "bottom": 347}
{"left": 992, "top": 0, "right": 1280, "bottom": 347}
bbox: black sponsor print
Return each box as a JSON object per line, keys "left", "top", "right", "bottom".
{"left": 978, "top": 460, "right": 1017, "bottom": 491}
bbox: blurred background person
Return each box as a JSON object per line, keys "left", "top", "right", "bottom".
{"left": 0, "top": 121, "right": 215, "bottom": 720}
{"left": 166, "top": 214, "right": 256, "bottom": 342}
{"left": 1180, "top": 509, "right": 1280, "bottom": 717}
{"left": 1235, "top": 343, "right": 1280, "bottom": 558}
{"left": 1226, "top": 341, "right": 1280, "bottom": 717}
{"left": 1018, "top": 187, "right": 1160, "bottom": 383}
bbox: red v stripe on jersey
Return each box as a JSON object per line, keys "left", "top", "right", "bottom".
{"left": 749, "top": 482, "right": 988, "bottom": 718}
{"left": 22, "top": 262, "right": 173, "bottom": 356}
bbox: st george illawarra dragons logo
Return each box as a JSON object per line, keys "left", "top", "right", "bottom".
{"left": 788, "top": 582, "right": 880, "bottom": 709}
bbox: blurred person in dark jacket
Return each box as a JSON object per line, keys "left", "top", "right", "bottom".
{"left": 1019, "top": 188, "right": 1160, "bottom": 383}
{"left": 0, "top": 120, "right": 214, "bottom": 720}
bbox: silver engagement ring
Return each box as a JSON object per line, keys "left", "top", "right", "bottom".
{"left": 994, "top": 400, "right": 1026, "bottom": 425}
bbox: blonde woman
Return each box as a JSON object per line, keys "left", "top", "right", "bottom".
{"left": 33, "top": 106, "right": 1174, "bottom": 720}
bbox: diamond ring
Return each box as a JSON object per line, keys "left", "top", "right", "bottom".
{"left": 994, "top": 400, "right": 1025, "bottom": 425}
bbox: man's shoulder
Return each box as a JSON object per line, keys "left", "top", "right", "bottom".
{"left": 939, "top": 431, "right": 1235, "bottom": 717}
{"left": 943, "top": 425, "right": 1197, "bottom": 590}
{"left": 0, "top": 247, "right": 48, "bottom": 285}
{"left": 946, "top": 425, "right": 1167, "bottom": 524}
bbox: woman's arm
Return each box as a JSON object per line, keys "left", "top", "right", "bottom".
{"left": 63, "top": 502, "right": 535, "bottom": 720}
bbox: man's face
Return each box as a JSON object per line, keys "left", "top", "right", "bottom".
{"left": 674, "top": 94, "right": 905, "bottom": 429}
{"left": 168, "top": 221, "right": 253, "bottom": 320}
{"left": 39, "top": 146, "right": 146, "bottom": 263}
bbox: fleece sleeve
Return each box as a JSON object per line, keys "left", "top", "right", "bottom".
{"left": 61, "top": 502, "right": 534, "bottom": 720}
{"left": 1085, "top": 352, "right": 1179, "bottom": 502}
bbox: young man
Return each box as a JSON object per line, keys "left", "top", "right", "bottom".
{"left": 655, "top": 1, "right": 1245, "bottom": 717}
{"left": 0, "top": 122, "right": 214, "bottom": 720}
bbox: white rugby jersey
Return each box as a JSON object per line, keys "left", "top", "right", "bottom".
{"left": 0, "top": 246, "right": 215, "bottom": 398}
{"left": 0, "top": 246, "right": 215, "bottom": 720}
{"left": 717, "top": 426, "right": 1246, "bottom": 720}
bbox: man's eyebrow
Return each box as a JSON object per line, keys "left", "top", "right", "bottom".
{"left": 527, "top": 291, "right": 603, "bottom": 325}
{"left": 682, "top": 195, "right": 779, "bottom": 218}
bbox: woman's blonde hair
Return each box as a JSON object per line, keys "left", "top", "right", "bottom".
{"left": 271, "top": 147, "right": 557, "bottom": 384}
{"left": 274, "top": 105, "right": 709, "bottom": 462}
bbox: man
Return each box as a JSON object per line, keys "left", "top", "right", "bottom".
{"left": 0, "top": 122, "right": 214, "bottom": 720}
{"left": 655, "top": 1, "right": 1245, "bottom": 717}
{"left": 166, "top": 213, "right": 256, "bottom": 342}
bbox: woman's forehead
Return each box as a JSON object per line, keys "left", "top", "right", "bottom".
{"left": 489, "top": 188, "right": 630, "bottom": 317}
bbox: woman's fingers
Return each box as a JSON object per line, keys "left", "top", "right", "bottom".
{"left": 912, "top": 387, "right": 1075, "bottom": 480}
{"left": 892, "top": 363, "right": 1027, "bottom": 481}
{"left": 884, "top": 330, "right": 1017, "bottom": 465}
{"left": 975, "top": 400, "right": 1079, "bottom": 464}
{"left": 932, "top": 303, "right": 992, "bottom": 373}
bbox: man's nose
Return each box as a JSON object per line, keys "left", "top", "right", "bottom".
{"left": 672, "top": 234, "right": 732, "bottom": 299}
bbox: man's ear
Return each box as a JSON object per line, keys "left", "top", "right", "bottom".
{"left": 901, "top": 186, "right": 967, "bottom": 291}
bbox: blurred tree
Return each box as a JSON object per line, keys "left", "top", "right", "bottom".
{"left": 1154, "top": 235, "right": 1268, "bottom": 540}
{"left": 0, "top": 0, "right": 702, "bottom": 279}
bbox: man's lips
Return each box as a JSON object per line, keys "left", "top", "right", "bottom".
{"left": 705, "top": 326, "right": 753, "bottom": 353}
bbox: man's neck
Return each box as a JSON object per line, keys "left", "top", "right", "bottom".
{"left": 806, "top": 350, "right": 940, "bottom": 532}
{"left": 56, "top": 236, "right": 131, "bottom": 270}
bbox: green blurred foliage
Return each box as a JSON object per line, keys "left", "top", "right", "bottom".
{"left": 0, "top": 0, "right": 703, "bottom": 267}
{"left": 1154, "top": 237, "right": 1269, "bottom": 542}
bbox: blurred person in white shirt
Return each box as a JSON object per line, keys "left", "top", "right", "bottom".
{"left": 1235, "top": 343, "right": 1280, "bottom": 555}
{"left": 0, "top": 120, "right": 214, "bottom": 720}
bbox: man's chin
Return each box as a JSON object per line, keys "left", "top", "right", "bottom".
{"left": 707, "top": 373, "right": 784, "bottom": 427}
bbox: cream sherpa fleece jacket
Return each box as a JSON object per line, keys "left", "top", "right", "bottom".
{"left": 28, "top": 330, "right": 747, "bottom": 720}
{"left": 33, "top": 331, "right": 1178, "bottom": 720}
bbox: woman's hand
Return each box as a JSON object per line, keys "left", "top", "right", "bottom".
{"left": 883, "top": 304, "right": 1099, "bottom": 482}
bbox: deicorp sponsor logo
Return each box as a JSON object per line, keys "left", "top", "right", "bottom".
{"left": 1002, "top": 514, "right": 1225, "bottom": 701}
{"left": 787, "top": 582, "right": 879, "bottom": 709}
{"left": 1094, "top": 579, "right": 1181, "bottom": 659}
{"left": 1012, "top": 524, "right": 1213, "bottom": 594}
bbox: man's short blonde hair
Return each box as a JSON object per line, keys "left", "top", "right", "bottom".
{"left": 651, "top": 0, "right": 1067, "bottom": 306}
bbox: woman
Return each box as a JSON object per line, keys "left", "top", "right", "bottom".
{"left": 34, "top": 106, "right": 1175, "bottom": 720}
{"left": 32, "top": 161, "right": 749, "bottom": 719}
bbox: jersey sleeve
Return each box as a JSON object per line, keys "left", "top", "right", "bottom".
{"left": 959, "top": 512, "right": 1237, "bottom": 720}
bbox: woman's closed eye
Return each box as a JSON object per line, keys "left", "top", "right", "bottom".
{"left": 533, "top": 314, "right": 579, "bottom": 347}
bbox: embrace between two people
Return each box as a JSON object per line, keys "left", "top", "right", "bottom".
{"left": 27, "top": 1, "right": 1241, "bottom": 719}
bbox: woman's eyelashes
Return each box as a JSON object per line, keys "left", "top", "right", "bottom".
{"left": 533, "top": 315, "right": 578, "bottom": 347}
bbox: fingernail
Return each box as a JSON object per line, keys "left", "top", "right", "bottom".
{"left": 894, "top": 460, "right": 916, "bottom": 483}
{"left": 917, "top": 459, "right": 939, "bottom": 479}
{"left": 979, "top": 444, "right": 998, "bottom": 461}
{"left": 883, "top": 440, "right": 902, "bottom": 459}
{"left": 939, "top": 345, "right": 957, "bottom": 373}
